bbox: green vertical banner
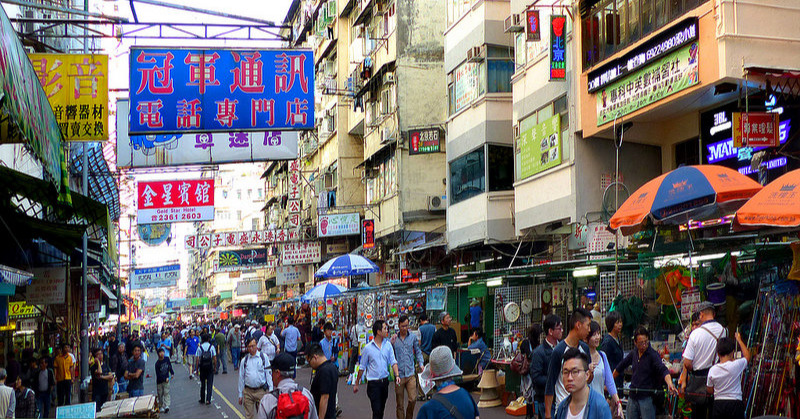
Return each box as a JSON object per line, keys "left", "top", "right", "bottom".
{"left": 550, "top": 15, "right": 567, "bottom": 80}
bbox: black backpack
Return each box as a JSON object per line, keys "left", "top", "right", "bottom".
{"left": 198, "top": 344, "right": 213, "bottom": 369}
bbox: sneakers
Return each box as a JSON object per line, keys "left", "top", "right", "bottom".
{"left": 164, "top": 408, "right": 169, "bottom": 414}
{"left": 222, "top": 371, "right": 227, "bottom": 374}
{"left": 206, "top": 401, "right": 211, "bottom": 405}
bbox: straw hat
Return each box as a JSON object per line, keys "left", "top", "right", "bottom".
{"left": 420, "top": 346, "right": 463, "bottom": 381}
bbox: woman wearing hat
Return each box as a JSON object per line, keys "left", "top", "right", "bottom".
{"left": 416, "top": 346, "right": 480, "bottom": 419}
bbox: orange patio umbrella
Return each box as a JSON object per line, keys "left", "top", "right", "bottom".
{"left": 734, "top": 168, "right": 800, "bottom": 230}
{"left": 609, "top": 165, "right": 762, "bottom": 235}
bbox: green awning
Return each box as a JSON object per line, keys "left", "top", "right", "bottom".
{"left": 220, "top": 291, "right": 233, "bottom": 300}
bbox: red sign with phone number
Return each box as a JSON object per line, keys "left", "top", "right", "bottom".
{"left": 137, "top": 179, "right": 215, "bottom": 224}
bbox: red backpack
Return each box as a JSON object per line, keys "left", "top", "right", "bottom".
{"left": 271, "top": 385, "right": 310, "bottom": 419}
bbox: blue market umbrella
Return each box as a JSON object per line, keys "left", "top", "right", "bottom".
{"left": 314, "top": 254, "right": 380, "bottom": 278}
{"left": 301, "top": 283, "right": 347, "bottom": 302}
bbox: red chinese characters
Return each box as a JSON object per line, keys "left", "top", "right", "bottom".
{"left": 215, "top": 99, "right": 239, "bottom": 127}
{"left": 137, "top": 179, "right": 215, "bottom": 224}
{"left": 230, "top": 52, "right": 265, "bottom": 94}
{"left": 137, "top": 100, "right": 164, "bottom": 128}
{"left": 185, "top": 52, "right": 220, "bottom": 94}
{"left": 251, "top": 98, "right": 275, "bottom": 126}
{"left": 136, "top": 51, "right": 174, "bottom": 95}
{"left": 274, "top": 53, "right": 309, "bottom": 94}
{"left": 177, "top": 99, "right": 202, "bottom": 128}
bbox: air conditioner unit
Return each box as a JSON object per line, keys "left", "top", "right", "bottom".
{"left": 467, "top": 45, "right": 485, "bottom": 62}
{"left": 428, "top": 195, "right": 447, "bottom": 211}
{"left": 504, "top": 13, "right": 524, "bottom": 33}
{"left": 383, "top": 73, "right": 395, "bottom": 84}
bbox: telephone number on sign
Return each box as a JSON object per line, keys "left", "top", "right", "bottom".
{"left": 151, "top": 212, "right": 203, "bottom": 222}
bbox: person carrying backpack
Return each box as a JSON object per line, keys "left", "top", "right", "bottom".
{"left": 256, "top": 352, "right": 318, "bottom": 419}
{"left": 195, "top": 333, "right": 218, "bottom": 405}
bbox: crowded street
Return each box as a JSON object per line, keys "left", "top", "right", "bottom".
{"left": 1, "top": 0, "right": 800, "bottom": 418}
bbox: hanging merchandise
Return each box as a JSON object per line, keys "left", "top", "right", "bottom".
{"left": 610, "top": 295, "right": 644, "bottom": 336}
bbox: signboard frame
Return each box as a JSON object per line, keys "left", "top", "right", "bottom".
{"left": 137, "top": 179, "right": 215, "bottom": 224}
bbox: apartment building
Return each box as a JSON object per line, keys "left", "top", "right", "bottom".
{"left": 284, "top": 0, "right": 447, "bottom": 284}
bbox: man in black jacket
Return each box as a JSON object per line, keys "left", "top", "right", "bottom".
{"left": 530, "top": 314, "right": 562, "bottom": 419}
{"left": 431, "top": 312, "right": 458, "bottom": 355}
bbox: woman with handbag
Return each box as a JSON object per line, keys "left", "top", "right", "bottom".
{"left": 587, "top": 321, "right": 624, "bottom": 418}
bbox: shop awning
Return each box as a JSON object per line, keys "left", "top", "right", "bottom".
{"left": 100, "top": 283, "right": 117, "bottom": 301}
{"left": 0, "top": 264, "right": 33, "bottom": 286}
{"left": 395, "top": 236, "right": 447, "bottom": 255}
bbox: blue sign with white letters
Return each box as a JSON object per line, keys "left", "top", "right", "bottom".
{"left": 129, "top": 48, "right": 314, "bottom": 134}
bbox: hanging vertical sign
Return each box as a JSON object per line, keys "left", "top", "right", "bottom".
{"left": 549, "top": 15, "right": 567, "bottom": 80}
{"left": 287, "top": 159, "right": 302, "bottom": 229}
{"left": 362, "top": 219, "right": 375, "bottom": 249}
{"left": 137, "top": 179, "right": 214, "bottom": 224}
{"left": 525, "top": 10, "right": 541, "bottom": 41}
{"left": 732, "top": 112, "right": 780, "bottom": 148}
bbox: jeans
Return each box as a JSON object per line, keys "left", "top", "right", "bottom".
{"left": 713, "top": 400, "right": 744, "bottom": 419}
{"left": 217, "top": 348, "right": 228, "bottom": 373}
{"left": 627, "top": 396, "right": 656, "bottom": 419}
{"left": 199, "top": 369, "right": 214, "bottom": 402}
{"left": 36, "top": 390, "right": 50, "bottom": 418}
{"left": 535, "top": 400, "right": 546, "bottom": 419}
{"left": 56, "top": 380, "right": 71, "bottom": 406}
{"left": 117, "top": 377, "right": 128, "bottom": 393}
{"left": 395, "top": 376, "right": 417, "bottom": 419}
{"left": 93, "top": 391, "right": 108, "bottom": 412}
{"left": 129, "top": 388, "right": 144, "bottom": 397}
{"left": 366, "top": 379, "right": 389, "bottom": 419}
{"left": 231, "top": 347, "right": 241, "bottom": 369}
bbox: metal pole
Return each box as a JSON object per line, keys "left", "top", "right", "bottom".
{"left": 79, "top": 0, "right": 90, "bottom": 385}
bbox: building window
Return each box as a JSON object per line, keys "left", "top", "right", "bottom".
{"left": 251, "top": 218, "right": 260, "bottom": 230}
{"left": 488, "top": 145, "right": 514, "bottom": 191}
{"left": 236, "top": 210, "right": 242, "bottom": 220}
{"left": 447, "top": 0, "right": 472, "bottom": 27}
{"left": 581, "top": 0, "right": 709, "bottom": 70}
{"left": 487, "top": 59, "right": 514, "bottom": 93}
{"left": 450, "top": 147, "right": 486, "bottom": 204}
{"left": 675, "top": 137, "right": 699, "bottom": 167}
{"left": 236, "top": 189, "right": 242, "bottom": 199}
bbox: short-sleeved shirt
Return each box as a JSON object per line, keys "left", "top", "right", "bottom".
{"left": 126, "top": 357, "right": 146, "bottom": 391}
{"left": 282, "top": 326, "right": 301, "bottom": 352}
{"left": 54, "top": 354, "right": 73, "bottom": 382}
{"left": 418, "top": 323, "right": 436, "bottom": 354}
{"left": 91, "top": 361, "right": 110, "bottom": 397}
{"left": 683, "top": 321, "right": 727, "bottom": 370}
{"left": 186, "top": 336, "right": 200, "bottom": 355}
{"left": 161, "top": 337, "right": 172, "bottom": 358}
{"left": 707, "top": 358, "right": 748, "bottom": 400}
{"left": 360, "top": 339, "right": 397, "bottom": 381}
{"left": 416, "top": 388, "right": 479, "bottom": 419}
{"left": 310, "top": 360, "right": 338, "bottom": 419}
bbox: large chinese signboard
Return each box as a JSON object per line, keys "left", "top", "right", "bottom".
{"left": 184, "top": 228, "right": 300, "bottom": 249}
{"left": 131, "top": 264, "right": 180, "bottom": 290}
{"left": 287, "top": 159, "right": 302, "bottom": 229}
{"left": 596, "top": 42, "right": 699, "bottom": 126}
{"left": 116, "top": 99, "right": 298, "bottom": 167}
{"left": 137, "top": 179, "right": 214, "bottom": 224}
{"left": 86, "top": 284, "right": 100, "bottom": 313}
{"left": 518, "top": 113, "right": 562, "bottom": 179}
{"left": 28, "top": 53, "right": 108, "bottom": 141}
{"left": 217, "top": 248, "right": 274, "bottom": 271}
{"left": 549, "top": 15, "right": 567, "bottom": 80}
{"left": 281, "top": 242, "right": 321, "bottom": 266}
{"left": 409, "top": 129, "right": 441, "bottom": 155}
{"left": 452, "top": 62, "right": 481, "bottom": 114}
{"left": 8, "top": 301, "right": 41, "bottom": 319}
{"left": 732, "top": 112, "right": 780, "bottom": 148}
{"left": 318, "top": 213, "right": 360, "bottom": 237}
{"left": 128, "top": 48, "right": 314, "bottom": 134}
{"left": 0, "top": 7, "right": 63, "bottom": 191}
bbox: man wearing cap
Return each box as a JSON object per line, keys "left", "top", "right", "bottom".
{"left": 416, "top": 346, "right": 479, "bottom": 419}
{"left": 256, "top": 353, "right": 318, "bottom": 419}
{"left": 353, "top": 320, "right": 400, "bottom": 419}
{"left": 681, "top": 301, "right": 726, "bottom": 419}
{"left": 431, "top": 312, "right": 458, "bottom": 355}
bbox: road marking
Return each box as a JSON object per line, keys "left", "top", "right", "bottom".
{"left": 214, "top": 387, "right": 244, "bottom": 419}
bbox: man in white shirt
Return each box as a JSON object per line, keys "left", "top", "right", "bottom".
{"left": 0, "top": 369, "right": 15, "bottom": 418}
{"left": 681, "top": 302, "right": 727, "bottom": 419}
{"left": 196, "top": 333, "right": 217, "bottom": 405}
{"left": 257, "top": 324, "right": 280, "bottom": 362}
{"left": 238, "top": 338, "right": 271, "bottom": 419}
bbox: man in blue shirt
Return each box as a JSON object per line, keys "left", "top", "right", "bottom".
{"left": 468, "top": 299, "right": 482, "bottom": 329}
{"left": 417, "top": 314, "right": 435, "bottom": 361}
{"left": 280, "top": 317, "right": 302, "bottom": 378}
{"left": 554, "top": 348, "right": 612, "bottom": 419}
{"left": 353, "top": 320, "right": 400, "bottom": 419}
{"left": 159, "top": 332, "right": 173, "bottom": 359}
{"left": 319, "top": 323, "right": 337, "bottom": 367}
{"left": 466, "top": 328, "right": 491, "bottom": 372}
{"left": 392, "top": 316, "right": 424, "bottom": 419}
{"left": 184, "top": 330, "right": 200, "bottom": 379}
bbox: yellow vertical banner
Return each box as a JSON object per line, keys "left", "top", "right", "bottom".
{"left": 28, "top": 53, "right": 109, "bottom": 141}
